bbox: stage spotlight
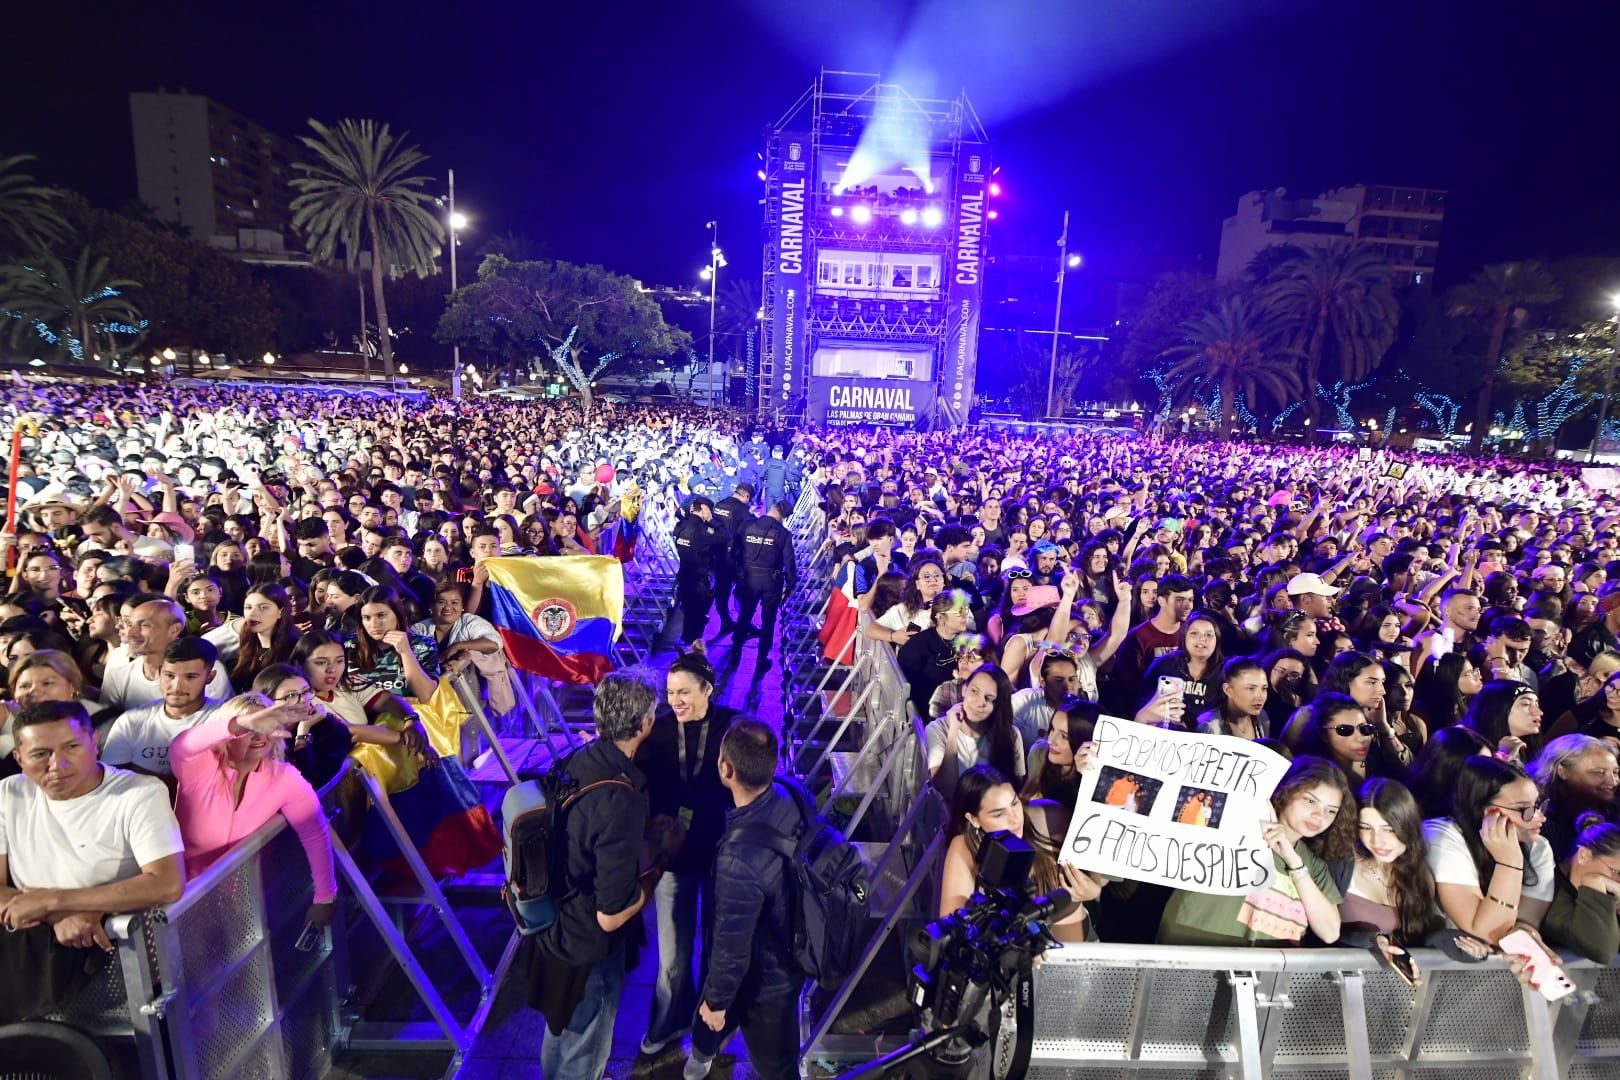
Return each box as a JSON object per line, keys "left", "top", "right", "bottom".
{"left": 900, "top": 208, "right": 919, "bottom": 225}
{"left": 921, "top": 206, "right": 944, "bottom": 227}
{"left": 757, "top": 169, "right": 767, "bottom": 181}
{"left": 830, "top": 206, "right": 844, "bottom": 217}
{"left": 987, "top": 209, "right": 999, "bottom": 220}
{"left": 1067, "top": 254, "right": 1082, "bottom": 268}
{"left": 989, "top": 182, "right": 1002, "bottom": 197}
{"left": 850, "top": 204, "right": 872, "bottom": 224}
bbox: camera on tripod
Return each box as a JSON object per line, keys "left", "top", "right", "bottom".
{"left": 833, "top": 830, "right": 1074, "bottom": 1079}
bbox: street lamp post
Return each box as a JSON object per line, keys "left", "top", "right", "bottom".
{"left": 446, "top": 169, "right": 465, "bottom": 400}
{"left": 1589, "top": 294, "right": 1620, "bottom": 462}
{"left": 1047, "top": 210, "right": 1072, "bottom": 420}
{"left": 702, "top": 221, "right": 726, "bottom": 407}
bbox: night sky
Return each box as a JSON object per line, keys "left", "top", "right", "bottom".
{"left": 7, "top": 0, "right": 1618, "bottom": 293}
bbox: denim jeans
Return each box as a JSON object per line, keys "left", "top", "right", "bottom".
{"left": 646, "top": 871, "right": 710, "bottom": 1047}
{"left": 539, "top": 936, "right": 626, "bottom": 1080}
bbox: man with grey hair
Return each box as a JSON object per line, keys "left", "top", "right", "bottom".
{"left": 529, "top": 668, "right": 684, "bottom": 1080}
{"left": 100, "top": 597, "right": 233, "bottom": 710}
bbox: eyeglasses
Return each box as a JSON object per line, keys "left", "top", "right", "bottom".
{"left": 274, "top": 689, "right": 313, "bottom": 705}
{"left": 1488, "top": 801, "right": 1544, "bottom": 822}
{"left": 917, "top": 572, "right": 945, "bottom": 583}
{"left": 1332, "top": 723, "right": 1377, "bottom": 738}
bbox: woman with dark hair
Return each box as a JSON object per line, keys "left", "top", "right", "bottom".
{"left": 1261, "top": 648, "right": 1315, "bottom": 724}
{"left": 1338, "top": 778, "right": 1442, "bottom": 946}
{"left": 1424, "top": 756, "right": 1554, "bottom": 944}
{"left": 1463, "top": 680, "right": 1545, "bottom": 765}
{"left": 1158, "top": 756, "right": 1351, "bottom": 945}
{"left": 179, "top": 570, "right": 229, "bottom": 635}
{"left": 1138, "top": 610, "right": 1224, "bottom": 727}
{"left": 1541, "top": 814, "right": 1620, "bottom": 963}
{"left": 1528, "top": 734, "right": 1620, "bottom": 862}
{"left": 634, "top": 648, "right": 743, "bottom": 1056}
{"left": 1412, "top": 652, "right": 1483, "bottom": 730}
{"left": 866, "top": 556, "right": 949, "bottom": 647}
{"left": 1380, "top": 659, "right": 1427, "bottom": 759}
{"left": 246, "top": 549, "right": 289, "bottom": 587}
{"left": 1406, "top": 726, "right": 1493, "bottom": 819}
{"left": 1353, "top": 604, "right": 1409, "bottom": 657}
{"left": 347, "top": 586, "right": 441, "bottom": 702}
{"left": 1267, "top": 609, "right": 1321, "bottom": 661}
{"left": 899, "top": 590, "right": 973, "bottom": 718}
{"left": 252, "top": 662, "right": 403, "bottom": 790}
{"left": 925, "top": 663, "right": 1023, "bottom": 803}
{"left": 1074, "top": 541, "right": 1117, "bottom": 607}
{"left": 986, "top": 566, "right": 1034, "bottom": 645}
{"left": 939, "top": 765, "right": 1097, "bottom": 940}
{"left": 1022, "top": 694, "right": 1097, "bottom": 807}
{"left": 225, "top": 583, "right": 298, "bottom": 687}
{"left": 322, "top": 569, "right": 372, "bottom": 635}
{"left": 1292, "top": 693, "right": 1394, "bottom": 781}
{"left": 1314, "top": 651, "right": 1412, "bottom": 768}
{"left": 207, "top": 538, "right": 251, "bottom": 614}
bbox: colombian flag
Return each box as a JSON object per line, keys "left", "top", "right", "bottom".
{"left": 483, "top": 556, "right": 624, "bottom": 684}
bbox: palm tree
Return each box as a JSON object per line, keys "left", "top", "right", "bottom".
{"left": 290, "top": 119, "right": 442, "bottom": 378}
{"left": 1266, "top": 242, "right": 1398, "bottom": 422}
{"left": 0, "top": 154, "right": 68, "bottom": 257}
{"left": 0, "top": 248, "right": 144, "bottom": 364}
{"left": 1448, "top": 261, "right": 1561, "bottom": 454}
{"left": 1161, "top": 294, "right": 1303, "bottom": 435}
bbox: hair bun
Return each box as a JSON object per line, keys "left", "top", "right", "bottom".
{"left": 1575, "top": 811, "right": 1609, "bottom": 834}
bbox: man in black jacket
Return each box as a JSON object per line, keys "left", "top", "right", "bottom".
{"left": 710, "top": 483, "right": 755, "bottom": 636}
{"left": 673, "top": 497, "right": 720, "bottom": 645}
{"left": 734, "top": 501, "right": 798, "bottom": 672}
{"left": 685, "top": 720, "right": 805, "bottom": 1080}
{"left": 529, "top": 669, "right": 681, "bottom": 1080}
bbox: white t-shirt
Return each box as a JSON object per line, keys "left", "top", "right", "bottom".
{"left": 0, "top": 766, "right": 184, "bottom": 890}
{"left": 1423, "top": 818, "right": 1556, "bottom": 906}
{"left": 99, "top": 700, "right": 223, "bottom": 776}
{"left": 100, "top": 648, "right": 234, "bottom": 711}
{"left": 202, "top": 620, "right": 244, "bottom": 662}
{"left": 924, "top": 715, "right": 1026, "bottom": 781}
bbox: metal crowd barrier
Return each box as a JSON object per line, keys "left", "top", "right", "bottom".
{"left": 1029, "top": 943, "right": 1620, "bottom": 1080}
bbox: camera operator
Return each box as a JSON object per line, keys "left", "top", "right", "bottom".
{"left": 685, "top": 719, "right": 803, "bottom": 1080}
{"left": 525, "top": 669, "right": 682, "bottom": 1080}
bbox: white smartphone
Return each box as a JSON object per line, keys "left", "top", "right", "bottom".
{"left": 173, "top": 542, "right": 195, "bottom": 563}
{"left": 1499, "top": 929, "right": 1577, "bottom": 1002}
{"left": 1157, "top": 676, "right": 1186, "bottom": 700}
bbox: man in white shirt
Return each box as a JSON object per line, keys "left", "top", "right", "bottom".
{"left": 100, "top": 638, "right": 224, "bottom": 778}
{"left": 1010, "top": 652, "right": 1082, "bottom": 753}
{"left": 101, "top": 597, "right": 233, "bottom": 710}
{"left": 0, "top": 701, "right": 186, "bottom": 1020}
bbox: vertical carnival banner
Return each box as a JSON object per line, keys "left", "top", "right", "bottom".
{"left": 1059, "top": 715, "right": 1291, "bottom": 896}
{"left": 943, "top": 149, "right": 989, "bottom": 426}
{"left": 769, "top": 132, "right": 810, "bottom": 416}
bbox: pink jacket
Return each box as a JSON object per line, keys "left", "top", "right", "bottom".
{"left": 171, "top": 711, "right": 338, "bottom": 903}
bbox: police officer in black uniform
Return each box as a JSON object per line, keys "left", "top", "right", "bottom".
{"left": 710, "top": 483, "right": 755, "bottom": 636}
{"left": 674, "top": 496, "right": 721, "bottom": 645}
{"left": 735, "top": 500, "right": 798, "bottom": 671}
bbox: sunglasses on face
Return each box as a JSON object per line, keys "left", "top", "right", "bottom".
{"left": 1005, "top": 567, "right": 1033, "bottom": 581}
{"left": 1333, "top": 722, "right": 1377, "bottom": 738}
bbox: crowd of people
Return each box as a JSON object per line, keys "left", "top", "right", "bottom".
{"left": 0, "top": 380, "right": 813, "bottom": 1076}
{"left": 3, "top": 374, "right": 1619, "bottom": 1076}
{"left": 809, "top": 425, "right": 1620, "bottom": 979}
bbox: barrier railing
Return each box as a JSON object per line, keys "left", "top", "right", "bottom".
{"left": 1027, "top": 943, "right": 1620, "bottom": 1080}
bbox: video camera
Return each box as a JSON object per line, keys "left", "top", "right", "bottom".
{"left": 838, "top": 830, "right": 1074, "bottom": 1080}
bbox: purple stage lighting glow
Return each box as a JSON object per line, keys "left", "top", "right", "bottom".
{"left": 921, "top": 206, "right": 943, "bottom": 227}
{"left": 900, "top": 208, "right": 919, "bottom": 225}
{"left": 989, "top": 181, "right": 1002, "bottom": 196}
{"left": 757, "top": 169, "right": 768, "bottom": 181}
{"left": 987, "top": 209, "right": 999, "bottom": 220}
{"left": 850, "top": 204, "right": 873, "bottom": 224}
{"left": 830, "top": 206, "right": 845, "bottom": 217}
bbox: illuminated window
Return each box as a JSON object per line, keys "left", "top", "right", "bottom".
{"left": 915, "top": 265, "right": 935, "bottom": 288}
{"left": 818, "top": 260, "right": 839, "bottom": 285}
{"left": 843, "top": 263, "right": 863, "bottom": 286}
{"left": 891, "top": 265, "right": 913, "bottom": 288}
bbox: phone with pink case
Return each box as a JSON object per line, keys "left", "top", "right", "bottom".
{"left": 1498, "top": 929, "right": 1577, "bottom": 1002}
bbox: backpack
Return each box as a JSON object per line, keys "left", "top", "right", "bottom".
{"left": 729, "top": 779, "right": 871, "bottom": 988}
{"left": 500, "top": 767, "right": 633, "bottom": 937}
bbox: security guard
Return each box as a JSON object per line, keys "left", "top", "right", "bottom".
{"left": 710, "top": 483, "right": 755, "bottom": 636}
{"left": 735, "top": 500, "right": 798, "bottom": 671}
{"left": 673, "top": 496, "right": 721, "bottom": 645}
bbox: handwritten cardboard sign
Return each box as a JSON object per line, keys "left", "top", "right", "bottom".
{"left": 1059, "top": 716, "right": 1292, "bottom": 895}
